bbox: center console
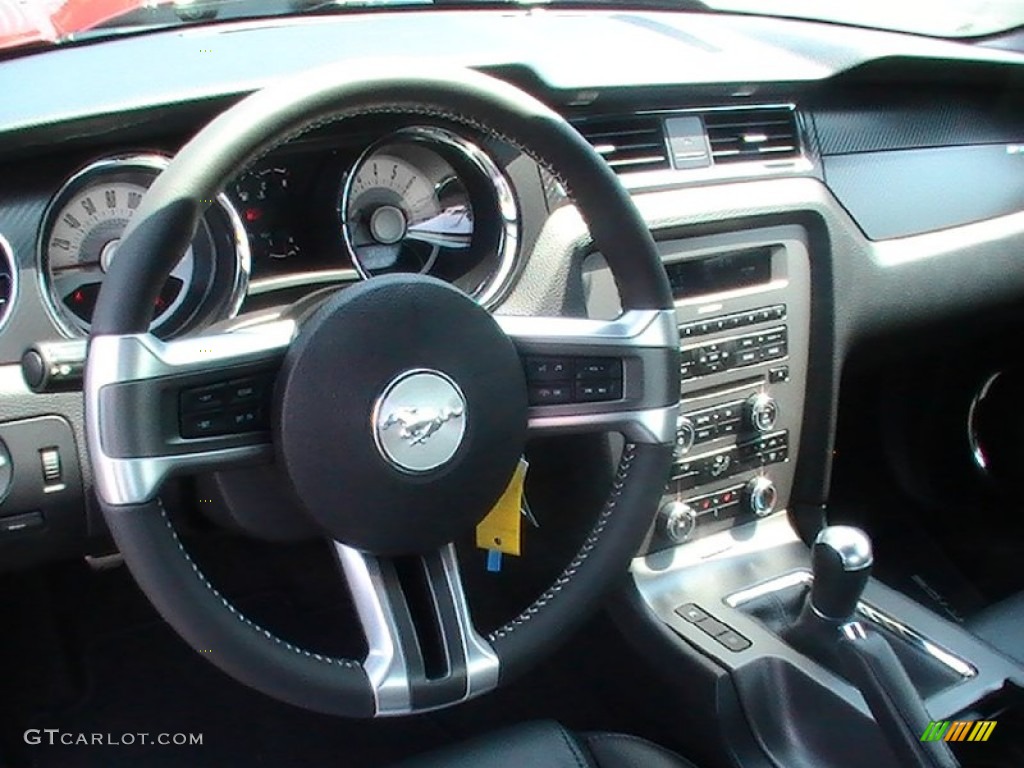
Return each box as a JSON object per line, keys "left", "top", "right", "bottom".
{"left": 647, "top": 226, "right": 811, "bottom": 552}
{"left": 584, "top": 224, "right": 1024, "bottom": 768}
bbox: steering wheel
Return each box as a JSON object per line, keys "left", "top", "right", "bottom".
{"left": 84, "top": 64, "right": 679, "bottom": 718}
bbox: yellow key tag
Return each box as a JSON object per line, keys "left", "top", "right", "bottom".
{"left": 476, "top": 458, "right": 528, "bottom": 556}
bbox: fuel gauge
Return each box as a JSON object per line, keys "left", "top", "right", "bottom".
{"left": 234, "top": 167, "right": 300, "bottom": 263}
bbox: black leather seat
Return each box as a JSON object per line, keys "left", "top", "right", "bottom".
{"left": 392, "top": 721, "right": 699, "bottom": 768}
{"left": 968, "top": 592, "right": 1024, "bottom": 665}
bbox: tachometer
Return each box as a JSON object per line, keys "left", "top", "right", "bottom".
{"left": 39, "top": 155, "right": 250, "bottom": 338}
{"left": 340, "top": 126, "right": 519, "bottom": 307}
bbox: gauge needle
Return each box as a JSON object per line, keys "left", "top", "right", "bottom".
{"left": 405, "top": 206, "right": 473, "bottom": 249}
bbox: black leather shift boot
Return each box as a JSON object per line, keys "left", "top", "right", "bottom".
{"left": 739, "top": 583, "right": 961, "bottom": 698}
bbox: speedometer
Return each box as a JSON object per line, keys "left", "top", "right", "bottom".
{"left": 39, "top": 155, "right": 250, "bottom": 338}
{"left": 340, "top": 127, "right": 519, "bottom": 307}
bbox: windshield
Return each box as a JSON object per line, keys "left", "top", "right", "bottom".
{"left": 704, "top": 0, "right": 1024, "bottom": 39}
{"left": 1, "top": 0, "right": 1023, "bottom": 54}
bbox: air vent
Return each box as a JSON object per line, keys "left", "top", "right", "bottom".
{"left": 0, "top": 236, "right": 16, "bottom": 331}
{"left": 704, "top": 108, "right": 799, "bottom": 165}
{"left": 575, "top": 116, "right": 670, "bottom": 174}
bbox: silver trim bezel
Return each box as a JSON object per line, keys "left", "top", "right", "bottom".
{"left": 0, "top": 234, "right": 20, "bottom": 335}
{"left": 36, "top": 153, "right": 251, "bottom": 339}
{"left": 725, "top": 570, "right": 978, "bottom": 681}
{"left": 967, "top": 371, "right": 1001, "bottom": 474}
{"left": 334, "top": 541, "right": 499, "bottom": 716}
{"left": 340, "top": 126, "right": 520, "bottom": 309}
{"left": 85, "top": 320, "right": 296, "bottom": 505}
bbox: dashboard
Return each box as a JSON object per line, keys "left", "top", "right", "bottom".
{"left": 0, "top": 9, "right": 1023, "bottom": 570}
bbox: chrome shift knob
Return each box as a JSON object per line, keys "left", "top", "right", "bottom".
{"left": 809, "top": 526, "right": 873, "bottom": 621}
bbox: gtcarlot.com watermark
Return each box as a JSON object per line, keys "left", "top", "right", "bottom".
{"left": 25, "top": 729, "right": 203, "bottom": 747}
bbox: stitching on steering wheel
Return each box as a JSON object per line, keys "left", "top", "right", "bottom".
{"left": 488, "top": 442, "right": 639, "bottom": 642}
{"left": 154, "top": 500, "right": 361, "bottom": 668}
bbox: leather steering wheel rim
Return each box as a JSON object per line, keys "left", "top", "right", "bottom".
{"left": 85, "top": 63, "right": 679, "bottom": 717}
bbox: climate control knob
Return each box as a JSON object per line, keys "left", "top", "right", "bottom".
{"left": 745, "top": 393, "right": 778, "bottom": 433}
{"left": 745, "top": 476, "right": 778, "bottom": 517}
{"left": 675, "top": 416, "right": 696, "bottom": 457}
{"left": 660, "top": 501, "right": 697, "bottom": 544}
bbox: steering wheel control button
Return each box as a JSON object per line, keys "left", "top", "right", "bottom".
{"left": 276, "top": 275, "right": 527, "bottom": 555}
{"left": 180, "top": 383, "right": 227, "bottom": 411}
{"left": 523, "top": 355, "right": 623, "bottom": 405}
{"left": 575, "top": 379, "right": 622, "bottom": 402}
{"left": 527, "top": 383, "right": 572, "bottom": 405}
{"left": 373, "top": 370, "right": 467, "bottom": 473}
{"left": 524, "top": 357, "right": 570, "bottom": 381}
{"left": 181, "top": 410, "right": 229, "bottom": 439}
{"left": 575, "top": 358, "right": 621, "bottom": 380}
{"left": 226, "top": 377, "right": 265, "bottom": 404}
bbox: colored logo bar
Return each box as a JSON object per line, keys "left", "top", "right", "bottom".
{"left": 921, "top": 721, "right": 997, "bottom": 743}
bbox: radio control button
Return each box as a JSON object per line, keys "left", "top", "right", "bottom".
{"left": 745, "top": 393, "right": 778, "bottom": 433}
{"left": 661, "top": 501, "right": 697, "bottom": 544}
{"left": 717, "top": 421, "right": 738, "bottom": 437}
{"left": 737, "top": 349, "right": 759, "bottom": 366}
{"left": 675, "top": 417, "right": 696, "bottom": 457}
{"left": 693, "top": 411, "right": 714, "bottom": 428}
{"left": 694, "top": 426, "right": 716, "bottom": 443}
{"left": 745, "top": 477, "right": 778, "bottom": 517}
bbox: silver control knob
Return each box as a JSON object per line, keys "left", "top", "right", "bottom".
{"left": 745, "top": 476, "right": 778, "bottom": 517}
{"left": 745, "top": 393, "right": 778, "bottom": 433}
{"left": 675, "top": 416, "right": 695, "bottom": 457}
{"left": 661, "top": 501, "right": 697, "bottom": 544}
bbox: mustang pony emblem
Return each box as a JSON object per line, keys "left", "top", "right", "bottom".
{"left": 379, "top": 406, "right": 464, "bottom": 446}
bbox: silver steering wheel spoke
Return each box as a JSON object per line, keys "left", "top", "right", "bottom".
{"left": 85, "top": 318, "right": 297, "bottom": 506}
{"left": 333, "top": 541, "right": 499, "bottom": 717}
{"left": 496, "top": 308, "right": 680, "bottom": 445}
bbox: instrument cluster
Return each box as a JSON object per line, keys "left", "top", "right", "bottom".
{"left": 35, "top": 124, "right": 522, "bottom": 339}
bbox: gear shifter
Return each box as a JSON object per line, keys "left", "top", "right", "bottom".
{"left": 808, "top": 525, "right": 873, "bottom": 619}
{"left": 788, "top": 527, "right": 959, "bottom": 768}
